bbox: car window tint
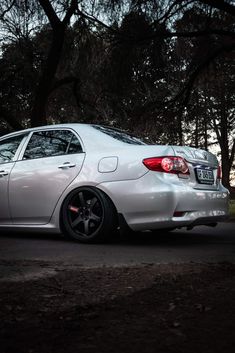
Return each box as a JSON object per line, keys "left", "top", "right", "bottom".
{"left": 0, "top": 134, "right": 25, "bottom": 164}
{"left": 92, "top": 125, "right": 147, "bottom": 145}
{"left": 67, "top": 134, "right": 83, "bottom": 154}
{"left": 23, "top": 130, "right": 82, "bottom": 159}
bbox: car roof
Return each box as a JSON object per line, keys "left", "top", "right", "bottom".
{"left": 0, "top": 123, "right": 140, "bottom": 152}
{"left": 1, "top": 123, "right": 90, "bottom": 137}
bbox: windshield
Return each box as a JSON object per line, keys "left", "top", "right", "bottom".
{"left": 92, "top": 125, "right": 147, "bottom": 145}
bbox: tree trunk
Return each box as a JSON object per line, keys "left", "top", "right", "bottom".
{"left": 195, "top": 116, "right": 199, "bottom": 148}
{"left": 204, "top": 116, "right": 208, "bottom": 150}
{"left": 31, "top": 25, "right": 65, "bottom": 127}
{"left": 178, "top": 116, "right": 183, "bottom": 145}
{"left": 221, "top": 152, "right": 231, "bottom": 189}
{"left": 0, "top": 106, "right": 23, "bottom": 131}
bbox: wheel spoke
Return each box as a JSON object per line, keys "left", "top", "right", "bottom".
{"left": 78, "top": 192, "right": 86, "bottom": 207}
{"left": 84, "top": 219, "right": 90, "bottom": 235}
{"left": 90, "top": 197, "right": 98, "bottom": 210}
{"left": 71, "top": 215, "right": 83, "bottom": 228}
{"left": 90, "top": 212, "right": 101, "bottom": 222}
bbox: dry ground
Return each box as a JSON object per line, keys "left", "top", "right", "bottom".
{"left": 1, "top": 261, "right": 235, "bottom": 353}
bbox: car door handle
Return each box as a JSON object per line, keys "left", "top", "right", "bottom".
{"left": 0, "top": 170, "right": 8, "bottom": 177}
{"left": 58, "top": 163, "right": 76, "bottom": 169}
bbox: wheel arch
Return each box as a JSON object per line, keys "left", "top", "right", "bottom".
{"left": 59, "top": 185, "right": 119, "bottom": 233}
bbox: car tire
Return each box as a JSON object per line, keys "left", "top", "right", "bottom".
{"left": 61, "top": 187, "right": 117, "bottom": 243}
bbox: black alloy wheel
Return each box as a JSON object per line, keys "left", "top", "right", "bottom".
{"left": 61, "top": 187, "right": 117, "bottom": 243}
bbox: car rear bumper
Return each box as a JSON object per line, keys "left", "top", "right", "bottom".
{"left": 98, "top": 171, "right": 230, "bottom": 231}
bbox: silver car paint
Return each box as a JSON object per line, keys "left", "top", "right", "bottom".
{"left": 0, "top": 161, "right": 14, "bottom": 223}
{"left": 98, "top": 173, "right": 228, "bottom": 231}
{"left": 0, "top": 123, "right": 229, "bottom": 233}
{"left": 0, "top": 132, "right": 29, "bottom": 224}
{"left": 9, "top": 153, "right": 85, "bottom": 224}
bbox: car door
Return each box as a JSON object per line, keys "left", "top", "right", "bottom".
{"left": 9, "top": 128, "right": 85, "bottom": 225}
{"left": 0, "top": 133, "right": 27, "bottom": 224}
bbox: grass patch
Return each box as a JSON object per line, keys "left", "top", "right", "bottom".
{"left": 229, "top": 200, "right": 235, "bottom": 217}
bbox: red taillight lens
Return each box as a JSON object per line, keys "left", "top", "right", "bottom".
{"left": 161, "top": 157, "right": 174, "bottom": 172}
{"left": 217, "top": 165, "right": 222, "bottom": 179}
{"left": 143, "top": 156, "right": 189, "bottom": 175}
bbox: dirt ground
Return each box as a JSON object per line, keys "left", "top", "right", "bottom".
{"left": 1, "top": 261, "right": 235, "bottom": 353}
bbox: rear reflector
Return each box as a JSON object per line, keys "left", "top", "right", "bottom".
{"left": 143, "top": 156, "right": 189, "bottom": 175}
{"left": 173, "top": 211, "right": 185, "bottom": 217}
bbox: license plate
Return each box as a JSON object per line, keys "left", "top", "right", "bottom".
{"left": 196, "top": 168, "right": 214, "bottom": 184}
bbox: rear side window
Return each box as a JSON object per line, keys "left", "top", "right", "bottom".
{"left": 68, "top": 134, "right": 83, "bottom": 154}
{"left": 23, "top": 130, "right": 83, "bottom": 160}
{"left": 0, "top": 134, "right": 25, "bottom": 164}
{"left": 92, "top": 125, "right": 147, "bottom": 145}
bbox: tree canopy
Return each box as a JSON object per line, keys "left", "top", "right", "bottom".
{"left": 0, "top": 0, "right": 235, "bottom": 187}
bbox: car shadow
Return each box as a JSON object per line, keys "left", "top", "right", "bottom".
{"left": 0, "top": 227, "right": 231, "bottom": 247}
{"left": 109, "top": 227, "right": 231, "bottom": 246}
{"left": 0, "top": 230, "right": 65, "bottom": 242}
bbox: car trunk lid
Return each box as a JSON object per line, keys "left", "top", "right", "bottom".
{"left": 171, "top": 146, "right": 218, "bottom": 166}
{"left": 171, "top": 145, "right": 219, "bottom": 190}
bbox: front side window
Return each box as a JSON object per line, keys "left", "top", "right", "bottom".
{"left": 23, "top": 130, "right": 83, "bottom": 160}
{"left": 0, "top": 134, "right": 25, "bottom": 164}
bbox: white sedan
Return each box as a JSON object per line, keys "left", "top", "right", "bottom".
{"left": 0, "top": 124, "right": 229, "bottom": 242}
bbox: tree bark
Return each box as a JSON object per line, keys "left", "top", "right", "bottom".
{"left": 31, "top": 26, "right": 65, "bottom": 127}
{"left": 204, "top": 117, "right": 208, "bottom": 150}
{"left": 195, "top": 115, "right": 199, "bottom": 148}
{"left": 30, "top": 0, "right": 77, "bottom": 127}
{"left": 221, "top": 149, "right": 231, "bottom": 189}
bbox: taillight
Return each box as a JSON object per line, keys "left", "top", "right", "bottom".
{"left": 217, "top": 165, "right": 222, "bottom": 179}
{"left": 143, "top": 156, "right": 189, "bottom": 175}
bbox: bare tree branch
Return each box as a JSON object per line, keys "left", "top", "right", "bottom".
{"left": 211, "top": 114, "right": 222, "bottom": 145}
{"left": 0, "top": 0, "right": 16, "bottom": 20}
{"left": 159, "top": 0, "right": 195, "bottom": 24}
{"left": 229, "top": 139, "right": 235, "bottom": 169}
{"left": 198, "top": 0, "right": 235, "bottom": 16}
{"left": 31, "top": 0, "right": 79, "bottom": 126}
{"left": 38, "top": 0, "right": 61, "bottom": 29}
{"left": 173, "top": 41, "right": 235, "bottom": 107}
{"left": 137, "top": 40, "right": 235, "bottom": 119}
{"left": 76, "top": 8, "right": 119, "bottom": 35}
{"left": 75, "top": 9, "right": 235, "bottom": 44}
{"left": 63, "top": 0, "right": 78, "bottom": 25}
{"left": 121, "top": 29, "right": 235, "bottom": 45}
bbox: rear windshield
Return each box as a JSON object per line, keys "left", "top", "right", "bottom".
{"left": 92, "top": 125, "right": 147, "bottom": 145}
